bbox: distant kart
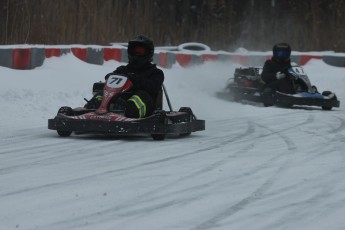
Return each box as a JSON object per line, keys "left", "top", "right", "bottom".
{"left": 223, "top": 64, "right": 340, "bottom": 110}
{"left": 48, "top": 73, "right": 205, "bottom": 140}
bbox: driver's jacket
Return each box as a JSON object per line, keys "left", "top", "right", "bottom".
{"left": 261, "top": 58, "right": 295, "bottom": 94}
{"left": 261, "top": 58, "right": 291, "bottom": 84}
{"left": 109, "top": 63, "right": 164, "bottom": 103}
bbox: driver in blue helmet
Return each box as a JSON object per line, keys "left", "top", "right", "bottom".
{"left": 261, "top": 42, "right": 295, "bottom": 94}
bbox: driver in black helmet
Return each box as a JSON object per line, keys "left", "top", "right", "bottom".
{"left": 106, "top": 35, "right": 164, "bottom": 118}
{"left": 261, "top": 43, "right": 295, "bottom": 94}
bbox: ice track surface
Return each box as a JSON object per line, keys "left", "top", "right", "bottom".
{"left": 1, "top": 55, "right": 345, "bottom": 230}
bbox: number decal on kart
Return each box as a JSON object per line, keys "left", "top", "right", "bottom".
{"left": 106, "top": 75, "right": 127, "bottom": 88}
{"left": 110, "top": 78, "right": 122, "bottom": 84}
{"left": 292, "top": 67, "right": 305, "bottom": 75}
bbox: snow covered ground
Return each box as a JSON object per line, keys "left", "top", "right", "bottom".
{"left": 1, "top": 54, "right": 345, "bottom": 230}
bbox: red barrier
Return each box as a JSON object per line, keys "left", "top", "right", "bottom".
{"left": 71, "top": 48, "right": 87, "bottom": 62}
{"left": 103, "top": 48, "right": 122, "bottom": 62}
{"left": 159, "top": 52, "right": 169, "bottom": 68}
{"left": 201, "top": 54, "right": 217, "bottom": 62}
{"left": 45, "top": 48, "right": 61, "bottom": 58}
{"left": 176, "top": 53, "right": 193, "bottom": 67}
{"left": 12, "top": 48, "right": 31, "bottom": 69}
{"left": 300, "top": 55, "right": 322, "bottom": 65}
{"left": 231, "top": 55, "right": 248, "bottom": 66}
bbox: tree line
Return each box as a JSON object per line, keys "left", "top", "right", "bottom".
{"left": 0, "top": 0, "right": 344, "bottom": 52}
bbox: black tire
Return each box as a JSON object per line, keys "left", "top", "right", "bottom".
{"left": 311, "top": 85, "right": 318, "bottom": 93}
{"left": 57, "top": 106, "right": 73, "bottom": 137}
{"left": 151, "top": 134, "right": 165, "bottom": 140}
{"left": 262, "top": 88, "right": 275, "bottom": 107}
{"left": 93, "top": 82, "right": 105, "bottom": 94}
{"left": 57, "top": 130, "right": 72, "bottom": 137}
{"left": 321, "top": 91, "right": 336, "bottom": 110}
{"left": 263, "top": 102, "right": 273, "bottom": 107}
{"left": 233, "top": 93, "right": 241, "bottom": 102}
{"left": 177, "top": 107, "right": 193, "bottom": 137}
{"left": 178, "top": 107, "right": 195, "bottom": 120}
{"left": 153, "top": 110, "right": 167, "bottom": 124}
{"left": 58, "top": 106, "right": 73, "bottom": 114}
{"left": 279, "top": 103, "right": 293, "bottom": 109}
{"left": 151, "top": 110, "right": 166, "bottom": 140}
{"left": 322, "top": 106, "right": 332, "bottom": 111}
{"left": 227, "top": 83, "right": 240, "bottom": 102}
{"left": 179, "top": 132, "right": 191, "bottom": 137}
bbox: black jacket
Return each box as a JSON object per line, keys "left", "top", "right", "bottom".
{"left": 261, "top": 58, "right": 295, "bottom": 94}
{"left": 261, "top": 59, "right": 291, "bottom": 84}
{"left": 110, "top": 63, "right": 164, "bottom": 101}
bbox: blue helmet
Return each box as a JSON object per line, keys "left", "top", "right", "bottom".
{"left": 273, "top": 43, "right": 291, "bottom": 62}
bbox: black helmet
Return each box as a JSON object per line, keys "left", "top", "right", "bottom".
{"left": 127, "top": 35, "right": 154, "bottom": 68}
{"left": 273, "top": 43, "right": 291, "bottom": 62}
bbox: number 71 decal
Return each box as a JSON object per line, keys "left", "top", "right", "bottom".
{"left": 106, "top": 75, "right": 127, "bottom": 88}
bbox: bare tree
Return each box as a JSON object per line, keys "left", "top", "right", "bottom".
{"left": 0, "top": 0, "right": 344, "bottom": 51}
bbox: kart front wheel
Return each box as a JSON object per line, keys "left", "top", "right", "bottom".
{"left": 57, "top": 106, "right": 73, "bottom": 137}
{"left": 57, "top": 130, "right": 72, "bottom": 137}
{"left": 321, "top": 91, "right": 336, "bottom": 111}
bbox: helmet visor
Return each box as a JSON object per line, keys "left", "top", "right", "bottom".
{"left": 128, "top": 45, "right": 147, "bottom": 56}
{"left": 274, "top": 50, "right": 289, "bottom": 59}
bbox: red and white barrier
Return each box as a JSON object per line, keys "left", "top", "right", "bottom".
{"left": 0, "top": 45, "right": 344, "bottom": 70}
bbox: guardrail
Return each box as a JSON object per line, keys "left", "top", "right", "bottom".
{"left": 0, "top": 43, "right": 344, "bottom": 70}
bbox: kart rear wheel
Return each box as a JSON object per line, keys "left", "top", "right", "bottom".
{"left": 279, "top": 103, "right": 293, "bottom": 109}
{"left": 263, "top": 102, "right": 274, "bottom": 107}
{"left": 57, "top": 106, "right": 73, "bottom": 137}
{"left": 151, "top": 134, "right": 165, "bottom": 140}
{"left": 226, "top": 89, "right": 238, "bottom": 102}
{"left": 262, "top": 88, "right": 274, "bottom": 107}
{"left": 322, "top": 106, "right": 332, "bottom": 111}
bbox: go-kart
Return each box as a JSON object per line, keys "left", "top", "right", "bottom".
{"left": 48, "top": 73, "right": 205, "bottom": 140}
{"left": 224, "top": 64, "right": 340, "bottom": 110}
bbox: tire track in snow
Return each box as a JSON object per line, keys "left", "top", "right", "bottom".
{"left": 192, "top": 114, "right": 315, "bottom": 230}
{"left": 79, "top": 120, "right": 258, "bottom": 175}
{"left": 0, "top": 133, "right": 131, "bottom": 175}
{"left": 328, "top": 116, "right": 345, "bottom": 134}
{"left": 43, "top": 115, "right": 315, "bottom": 227}
{"left": 118, "top": 112, "right": 345, "bottom": 230}
{"left": 30, "top": 121, "right": 260, "bottom": 228}
{"left": 192, "top": 157, "right": 292, "bottom": 230}
{"left": 0, "top": 121, "right": 255, "bottom": 198}
{"left": 252, "top": 114, "right": 314, "bottom": 151}
{"left": 289, "top": 114, "right": 345, "bottom": 165}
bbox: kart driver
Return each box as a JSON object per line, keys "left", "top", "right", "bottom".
{"left": 86, "top": 35, "right": 164, "bottom": 118}
{"left": 261, "top": 42, "right": 295, "bottom": 94}
{"left": 109, "top": 35, "right": 164, "bottom": 118}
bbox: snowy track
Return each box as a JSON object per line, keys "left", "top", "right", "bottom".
{"left": 1, "top": 56, "right": 345, "bottom": 230}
